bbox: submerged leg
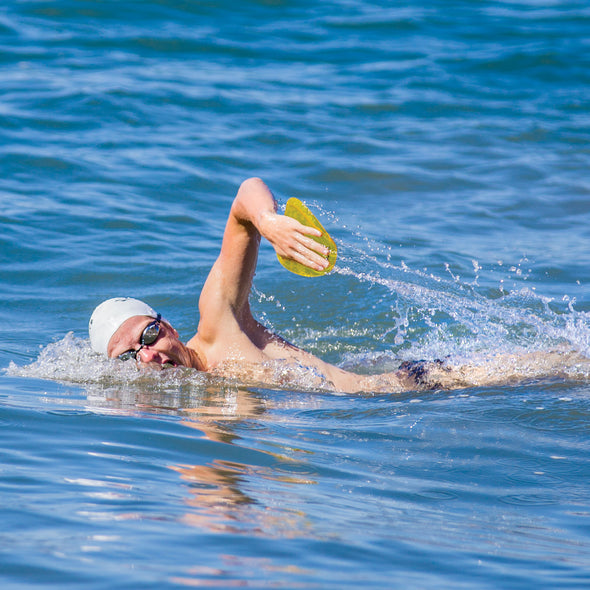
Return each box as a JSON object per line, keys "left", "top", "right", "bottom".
{"left": 354, "top": 350, "right": 590, "bottom": 394}
{"left": 437, "top": 349, "right": 590, "bottom": 389}
{"left": 405, "top": 350, "right": 590, "bottom": 391}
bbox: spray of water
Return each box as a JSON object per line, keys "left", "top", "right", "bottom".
{"left": 6, "top": 332, "right": 335, "bottom": 398}
{"left": 288, "top": 204, "right": 590, "bottom": 381}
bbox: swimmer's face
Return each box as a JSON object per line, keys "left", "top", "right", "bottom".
{"left": 107, "top": 315, "right": 187, "bottom": 368}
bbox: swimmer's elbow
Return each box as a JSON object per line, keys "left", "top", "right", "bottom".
{"left": 236, "top": 178, "right": 274, "bottom": 202}
{"left": 240, "top": 177, "right": 266, "bottom": 191}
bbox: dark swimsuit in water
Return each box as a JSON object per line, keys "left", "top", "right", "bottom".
{"left": 399, "top": 359, "right": 445, "bottom": 388}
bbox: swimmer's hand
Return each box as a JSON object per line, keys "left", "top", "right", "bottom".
{"left": 258, "top": 210, "right": 330, "bottom": 273}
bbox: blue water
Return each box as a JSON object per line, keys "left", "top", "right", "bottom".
{"left": 2, "top": 1, "right": 590, "bottom": 587}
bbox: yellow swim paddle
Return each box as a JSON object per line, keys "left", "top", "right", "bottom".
{"left": 277, "top": 198, "right": 337, "bottom": 277}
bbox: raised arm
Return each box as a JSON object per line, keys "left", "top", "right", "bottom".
{"left": 195, "top": 178, "right": 330, "bottom": 343}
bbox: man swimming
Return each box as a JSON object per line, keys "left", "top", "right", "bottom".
{"left": 89, "top": 178, "right": 587, "bottom": 393}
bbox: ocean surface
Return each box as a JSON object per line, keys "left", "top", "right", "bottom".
{"left": 2, "top": 0, "right": 590, "bottom": 588}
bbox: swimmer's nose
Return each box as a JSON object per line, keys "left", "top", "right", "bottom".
{"left": 137, "top": 346, "right": 161, "bottom": 364}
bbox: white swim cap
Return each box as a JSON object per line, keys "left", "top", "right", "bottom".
{"left": 89, "top": 297, "right": 158, "bottom": 356}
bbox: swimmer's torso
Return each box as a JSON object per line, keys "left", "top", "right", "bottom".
{"left": 186, "top": 318, "right": 358, "bottom": 391}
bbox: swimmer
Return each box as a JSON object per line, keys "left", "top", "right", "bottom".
{"left": 89, "top": 178, "right": 587, "bottom": 393}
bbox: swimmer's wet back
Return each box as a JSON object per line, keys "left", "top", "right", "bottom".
{"left": 277, "top": 198, "right": 338, "bottom": 277}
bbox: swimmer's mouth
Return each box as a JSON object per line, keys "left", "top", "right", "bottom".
{"left": 140, "top": 360, "right": 178, "bottom": 370}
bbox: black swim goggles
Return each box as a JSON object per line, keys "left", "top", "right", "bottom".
{"left": 117, "top": 314, "right": 162, "bottom": 361}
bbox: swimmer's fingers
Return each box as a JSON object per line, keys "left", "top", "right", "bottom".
{"left": 260, "top": 213, "right": 329, "bottom": 271}
{"left": 286, "top": 239, "right": 330, "bottom": 271}
{"left": 277, "top": 225, "right": 330, "bottom": 272}
{"left": 295, "top": 232, "right": 331, "bottom": 265}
